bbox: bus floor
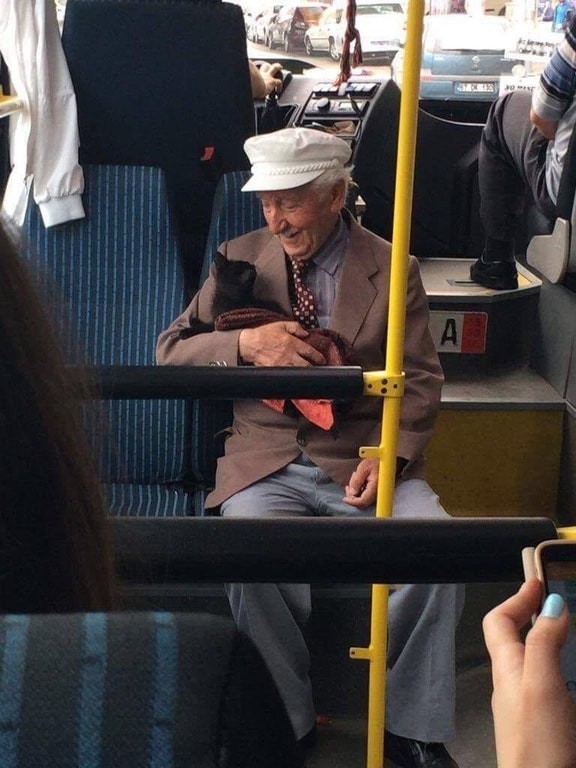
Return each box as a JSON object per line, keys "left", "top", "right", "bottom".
{"left": 306, "top": 664, "right": 494, "bottom": 768}
{"left": 303, "top": 581, "right": 506, "bottom": 768}
{"left": 123, "top": 581, "right": 514, "bottom": 768}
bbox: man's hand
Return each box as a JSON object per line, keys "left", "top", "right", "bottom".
{"left": 249, "top": 61, "right": 284, "bottom": 99}
{"left": 530, "top": 108, "right": 558, "bottom": 140}
{"left": 259, "top": 61, "right": 284, "bottom": 96}
{"left": 483, "top": 578, "right": 576, "bottom": 768}
{"left": 343, "top": 458, "right": 379, "bottom": 508}
{"left": 239, "top": 321, "right": 327, "bottom": 366}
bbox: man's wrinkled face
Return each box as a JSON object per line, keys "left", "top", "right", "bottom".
{"left": 257, "top": 181, "right": 345, "bottom": 261}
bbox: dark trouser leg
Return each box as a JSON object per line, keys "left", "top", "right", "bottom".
{"left": 479, "top": 89, "right": 553, "bottom": 251}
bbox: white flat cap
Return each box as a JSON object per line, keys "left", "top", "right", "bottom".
{"left": 242, "top": 127, "right": 352, "bottom": 192}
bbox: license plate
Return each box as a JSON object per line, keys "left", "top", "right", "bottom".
{"left": 455, "top": 82, "right": 496, "bottom": 93}
{"left": 429, "top": 311, "right": 487, "bottom": 354}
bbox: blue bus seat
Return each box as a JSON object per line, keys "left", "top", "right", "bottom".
{"left": 0, "top": 611, "right": 295, "bottom": 767}
{"left": 23, "top": 165, "right": 197, "bottom": 517}
{"left": 354, "top": 79, "right": 485, "bottom": 259}
{"left": 192, "top": 170, "right": 265, "bottom": 502}
{"left": 61, "top": 0, "right": 255, "bottom": 293}
{"left": 199, "top": 170, "right": 265, "bottom": 284}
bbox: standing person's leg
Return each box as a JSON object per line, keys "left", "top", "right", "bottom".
{"left": 479, "top": 89, "right": 553, "bottom": 243}
{"left": 221, "top": 462, "right": 318, "bottom": 740}
{"left": 472, "top": 89, "right": 554, "bottom": 289}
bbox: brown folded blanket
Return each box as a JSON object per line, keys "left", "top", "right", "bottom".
{"left": 215, "top": 308, "right": 354, "bottom": 430}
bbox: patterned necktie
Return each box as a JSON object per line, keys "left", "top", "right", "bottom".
{"left": 289, "top": 257, "right": 319, "bottom": 329}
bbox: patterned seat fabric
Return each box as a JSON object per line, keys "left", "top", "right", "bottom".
{"left": 0, "top": 611, "right": 299, "bottom": 767}
{"left": 23, "top": 165, "right": 193, "bottom": 517}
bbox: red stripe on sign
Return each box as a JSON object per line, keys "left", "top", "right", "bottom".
{"left": 461, "top": 313, "right": 487, "bottom": 353}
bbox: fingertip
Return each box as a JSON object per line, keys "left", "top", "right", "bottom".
{"left": 540, "top": 593, "right": 566, "bottom": 619}
{"left": 288, "top": 323, "right": 308, "bottom": 337}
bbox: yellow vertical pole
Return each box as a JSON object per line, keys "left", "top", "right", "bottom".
{"left": 349, "top": 1, "right": 425, "bottom": 766}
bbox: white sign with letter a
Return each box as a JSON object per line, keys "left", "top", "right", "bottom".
{"left": 429, "top": 311, "right": 488, "bottom": 354}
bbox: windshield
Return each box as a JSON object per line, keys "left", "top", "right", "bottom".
{"left": 429, "top": 18, "right": 511, "bottom": 51}
{"left": 355, "top": 3, "right": 404, "bottom": 13}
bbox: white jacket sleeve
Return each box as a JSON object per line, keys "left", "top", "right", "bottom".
{"left": 0, "top": 0, "right": 85, "bottom": 227}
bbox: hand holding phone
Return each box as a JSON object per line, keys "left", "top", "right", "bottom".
{"left": 523, "top": 540, "right": 576, "bottom": 696}
{"left": 524, "top": 540, "right": 576, "bottom": 612}
{"left": 483, "top": 577, "right": 576, "bottom": 768}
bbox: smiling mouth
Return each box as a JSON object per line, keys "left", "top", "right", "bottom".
{"left": 279, "top": 229, "right": 299, "bottom": 240}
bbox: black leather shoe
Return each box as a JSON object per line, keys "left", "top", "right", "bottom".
{"left": 384, "top": 730, "right": 459, "bottom": 768}
{"left": 470, "top": 257, "right": 518, "bottom": 290}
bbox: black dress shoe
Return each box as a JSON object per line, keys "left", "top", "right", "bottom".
{"left": 470, "top": 257, "right": 518, "bottom": 290}
{"left": 384, "top": 730, "right": 459, "bottom": 768}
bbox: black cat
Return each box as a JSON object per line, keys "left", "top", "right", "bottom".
{"left": 179, "top": 251, "right": 280, "bottom": 339}
{"left": 178, "top": 251, "right": 355, "bottom": 430}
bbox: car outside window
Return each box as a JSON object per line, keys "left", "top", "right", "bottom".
{"left": 298, "top": 5, "right": 327, "bottom": 22}
{"left": 433, "top": 21, "right": 510, "bottom": 51}
{"left": 277, "top": 7, "right": 294, "bottom": 21}
{"left": 354, "top": 3, "right": 404, "bottom": 12}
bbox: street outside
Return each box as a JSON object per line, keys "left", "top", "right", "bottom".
{"left": 247, "top": 38, "right": 393, "bottom": 77}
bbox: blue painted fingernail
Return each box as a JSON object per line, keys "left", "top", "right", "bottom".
{"left": 541, "top": 593, "right": 565, "bottom": 618}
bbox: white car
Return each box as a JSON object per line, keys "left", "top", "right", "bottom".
{"left": 304, "top": 0, "right": 405, "bottom": 62}
{"left": 254, "top": 4, "right": 285, "bottom": 43}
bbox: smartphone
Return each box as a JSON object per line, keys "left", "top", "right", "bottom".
{"left": 523, "top": 540, "right": 576, "bottom": 697}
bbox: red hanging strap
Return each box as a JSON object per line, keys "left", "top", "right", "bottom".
{"left": 334, "top": 0, "right": 362, "bottom": 86}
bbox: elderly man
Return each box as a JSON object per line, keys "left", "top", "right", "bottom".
{"left": 157, "top": 127, "right": 464, "bottom": 768}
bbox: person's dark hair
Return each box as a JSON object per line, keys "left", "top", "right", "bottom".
{"left": 0, "top": 221, "right": 115, "bottom": 612}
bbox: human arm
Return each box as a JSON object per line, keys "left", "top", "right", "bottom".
{"left": 483, "top": 578, "right": 576, "bottom": 768}
{"left": 396, "top": 255, "right": 444, "bottom": 465}
{"left": 155, "top": 263, "right": 244, "bottom": 366}
{"left": 342, "top": 254, "right": 441, "bottom": 508}
{"left": 156, "top": 244, "right": 326, "bottom": 367}
{"left": 531, "top": 14, "right": 576, "bottom": 128}
{"left": 0, "top": 0, "right": 85, "bottom": 227}
{"left": 249, "top": 60, "right": 283, "bottom": 99}
{"left": 530, "top": 108, "right": 558, "bottom": 139}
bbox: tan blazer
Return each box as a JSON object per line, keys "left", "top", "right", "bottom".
{"left": 156, "top": 216, "right": 444, "bottom": 509}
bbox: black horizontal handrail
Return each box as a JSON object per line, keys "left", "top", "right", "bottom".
{"left": 70, "top": 365, "right": 365, "bottom": 399}
{"left": 112, "top": 516, "right": 557, "bottom": 584}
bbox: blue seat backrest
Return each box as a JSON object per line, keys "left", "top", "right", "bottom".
{"left": 62, "top": 0, "right": 255, "bottom": 292}
{"left": 200, "top": 170, "right": 266, "bottom": 282}
{"left": 23, "top": 165, "right": 193, "bottom": 517}
{"left": 192, "top": 171, "right": 266, "bottom": 498}
{"left": 0, "top": 611, "right": 290, "bottom": 767}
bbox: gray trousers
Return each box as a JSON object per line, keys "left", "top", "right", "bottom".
{"left": 222, "top": 457, "right": 465, "bottom": 743}
{"left": 479, "top": 89, "right": 556, "bottom": 242}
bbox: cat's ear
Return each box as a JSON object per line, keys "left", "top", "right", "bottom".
{"left": 213, "top": 251, "right": 227, "bottom": 270}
